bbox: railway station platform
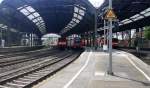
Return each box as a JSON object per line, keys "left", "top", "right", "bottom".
{"left": 33, "top": 49, "right": 150, "bottom": 88}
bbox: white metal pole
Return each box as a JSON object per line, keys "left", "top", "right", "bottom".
{"left": 1, "top": 29, "right": 2, "bottom": 47}
{"left": 104, "top": 20, "right": 106, "bottom": 46}
{"left": 108, "top": 0, "right": 113, "bottom": 75}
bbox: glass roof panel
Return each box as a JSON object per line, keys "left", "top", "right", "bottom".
{"left": 75, "top": 19, "right": 80, "bottom": 23}
{"left": 1, "top": 25, "right": 7, "bottom": 29}
{"left": 74, "top": 7, "right": 79, "bottom": 13}
{"left": 79, "top": 11, "right": 85, "bottom": 16}
{"left": 20, "top": 9, "right": 30, "bottom": 16}
{"left": 80, "top": 6, "right": 86, "bottom": 10}
{"left": 32, "top": 19, "right": 39, "bottom": 23}
{"left": 72, "top": 18, "right": 76, "bottom": 22}
{"left": 36, "top": 17, "right": 42, "bottom": 21}
{"left": 121, "top": 19, "right": 130, "bottom": 23}
{"left": 79, "top": 9, "right": 85, "bottom": 14}
{"left": 144, "top": 8, "right": 150, "bottom": 13}
{"left": 26, "top": 6, "right": 35, "bottom": 13}
{"left": 60, "top": 5, "right": 86, "bottom": 34}
{"left": 133, "top": 16, "right": 144, "bottom": 21}
{"left": 70, "top": 21, "right": 75, "bottom": 24}
{"left": 0, "top": 24, "right": 3, "bottom": 27}
{"left": 144, "top": 12, "right": 150, "bottom": 17}
{"left": 74, "top": 13, "right": 78, "bottom": 18}
{"left": 67, "top": 25, "right": 72, "bottom": 28}
{"left": 130, "top": 14, "right": 140, "bottom": 19}
{"left": 123, "top": 20, "right": 132, "bottom": 24}
{"left": 33, "top": 12, "right": 40, "bottom": 17}
{"left": 78, "top": 15, "right": 83, "bottom": 20}
{"left": 27, "top": 15, "right": 35, "bottom": 20}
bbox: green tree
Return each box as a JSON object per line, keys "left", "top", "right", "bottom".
{"left": 144, "top": 26, "right": 150, "bottom": 40}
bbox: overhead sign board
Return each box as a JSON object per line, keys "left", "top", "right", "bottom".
{"left": 105, "top": 9, "right": 117, "bottom": 20}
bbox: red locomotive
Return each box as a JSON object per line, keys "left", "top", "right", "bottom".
{"left": 58, "top": 38, "right": 67, "bottom": 49}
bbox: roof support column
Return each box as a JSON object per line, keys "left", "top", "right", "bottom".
{"left": 94, "top": 9, "right": 98, "bottom": 50}
{"left": 129, "top": 30, "right": 132, "bottom": 47}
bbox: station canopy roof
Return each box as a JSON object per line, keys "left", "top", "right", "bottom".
{"left": 0, "top": 0, "right": 150, "bottom": 37}
{"left": 98, "top": 0, "right": 150, "bottom": 33}
{"left": 0, "top": 0, "right": 95, "bottom": 37}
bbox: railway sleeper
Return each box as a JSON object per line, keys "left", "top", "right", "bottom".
{"left": 13, "top": 80, "right": 30, "bottom": 84}
{"left": 17, "top": 78, "right": 33, "bottom": 82}
{"left": 0, "top": 85, "right": 11, "bottom": 88}
{"left": 5, "top": 82, "right": 25, "bottom": 87}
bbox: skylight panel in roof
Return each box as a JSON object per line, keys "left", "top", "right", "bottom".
{"left": 36, "top": 22, "right": 41, "bottom": 26}
{"left": 27, "top": 15, "right": 35, "bottom": 20}
{"left": 119, "top": 23, "right": 123, "bottom": 26}
{"left": 60, "top": 5, "right": 86, "bottom": 34}
{"left": 78, "top": 15, "right": 82, "bottom": 20}
{"left": 70, "top": 21, "right": 75, "bottom": 24}
{"left": 141, "top": 7, "right": 150, "bottom": 14}
{"left": 145, "top": 8, "right": 150, "bottom": 13}
{"left": 79, "top": 9, "right": 85, "bottom": 14}
{"left": 74, "top": 13, "right": 78, "bottom": 18}
{"left": 2, "top": 25, "right": 7, "bottom": 29}
{"left": 75, "top": 19, "right": 80, "bottom": 23}
{"left": 71, "top": 23, "right": 77, "bottom": 27}
{"left": 80, "top": 6, "right": 86, "bottom": 10}
{"left": 121, "top": 19, "right": 130, "bottom": 23}
{"left": 33, "top": 12, "right": 40, "bottom": 17}
{"left": 0, "top": 24, "right": 3, "bottom": 27}
{"left": 32, "top": 19, "right": 39, "bottom": 23}
{"left": 67, "top": 25, "right": 72, "bottom": 29}
{"left": 18, "top": 6, "right": 24, "bottom": 10}
{"left": 130, "top": 14, "right": 140, "bottom": 19}
{"left": 79, "top": 11, "right": 85, "bottom": 16}
{"left": 141, "top": 10, "right": 147, "bottom": 14}
{"left": 26, "top": 6, "right": 35, "bottom": 13}
{"left": 74, "top": 7, "right": 79, "bottom": 13}
{"left": 20, "top": 9, "right": 30, "bottom": 16}
{"left": 36, "top": 17, "right": 42, "bottom": 21}
{"left": 40, "top": 23, "right": 45, "bottom": 26}
{"left": 133, "top": 16, "right": 144, "bottom": 21}
{"left": 39, "top": 20, "right": 43, "bottom": 23}
{"left": 10, "top": 28, "right": 18, "bottom": 32}
{"left": 123, "top": 20, "right": 132, "bottom": 24}
{"left": 18, "top": 5, "right": 46, "bottom": 34}
{"left": 72, "top": 18, "right": 76, "bottom": 22}
{"left": 144, "top": 12, "right": 150, "bottom": 17}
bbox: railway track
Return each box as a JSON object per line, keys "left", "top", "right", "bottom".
{"left": 0, "top": 49, "right": 64, "bottom": 73}
{"left": 0, "top": 49, "right": 58, "bottom": 67}
{"left": 0, "top": 51, "right": 81, "bottom": 88}
{"left": 0, "top": 48, "right": 51, "bottom": 59}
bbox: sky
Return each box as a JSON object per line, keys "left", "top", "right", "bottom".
{"left": 89, "top": 0, "right": 104, "bottom": 8}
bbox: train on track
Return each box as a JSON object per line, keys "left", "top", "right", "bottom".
{"left": 57, "top": 37, "right": 119, "bottom": 49}
{"left": 58, "top": 37, "right": 83, "bottom": 49}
